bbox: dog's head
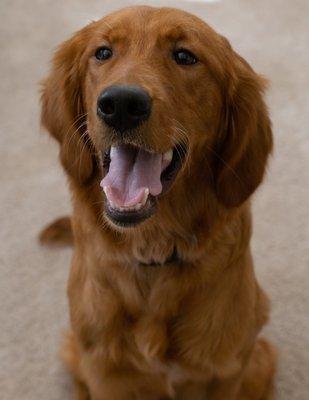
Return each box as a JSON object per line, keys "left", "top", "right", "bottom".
{"left": 41, "top": 6, "right": 272, "bottom": 229}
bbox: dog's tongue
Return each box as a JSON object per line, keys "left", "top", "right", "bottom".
{"left": 101, "top": 145, "right": 169, "bottom": 207}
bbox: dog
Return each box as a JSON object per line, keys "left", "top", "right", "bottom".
{"left": 40, "top": 6, "right": 276, "bottom": 399}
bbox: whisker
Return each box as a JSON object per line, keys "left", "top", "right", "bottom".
{"left": 65, "top": 120, "right": 88, "bottom": 153}
{"left": 65, "top": 113, "right": 88, "bottom": 138}
{"left": 76, "top": 130, "right": 99, "bottom": 180}
{"left": 168, "top": 118, "right": 191, "bottom": 174}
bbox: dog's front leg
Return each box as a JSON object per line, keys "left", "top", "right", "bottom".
{"left": 205, "top": 339, "right": 276, "bottom": 400}
{"left": 82, "top": 366, "right": 173, "bottom": 400}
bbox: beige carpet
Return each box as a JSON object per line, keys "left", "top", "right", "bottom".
{"left": 1, "top": 0, "right": 308, "bottom": 399}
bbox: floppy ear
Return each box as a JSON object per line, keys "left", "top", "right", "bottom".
{"left": 214, "top": 53, "right": 273, "bottom": 207}
{"left": 41, "top": 25, "right": 95, "bottom": 184}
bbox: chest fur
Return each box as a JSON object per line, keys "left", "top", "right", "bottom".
{"left": 74, "top": 266, "right": 243, "bottom": 386}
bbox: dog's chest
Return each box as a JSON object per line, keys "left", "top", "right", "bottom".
{"left": 129, "top": 316, "right": 193, "bottom": 387}
{"left": 114, "top": 279, "right": 208, "bottom": 382}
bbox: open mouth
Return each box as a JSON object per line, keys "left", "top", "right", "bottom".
{"left": 100, "top": 143, "right": 186, "bottom": 227}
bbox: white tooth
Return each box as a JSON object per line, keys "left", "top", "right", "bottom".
{"left": 141, "top": 188, "right": 149, "bottom": 206}
{"left": 163, "top": 149, "right": 173, "bottom": 163}
{"left": 103, "top": 186, "right": 114, "bottom": 207}
{"left": 135, "top": 203, "right": 142, "bottom": 210}
{"left": 110, "top": 146, "right": 116, "bottom": 158}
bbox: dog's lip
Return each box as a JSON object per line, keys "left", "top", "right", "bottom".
{"left": 104, "top": 195, "right": 156, "bottom": 227}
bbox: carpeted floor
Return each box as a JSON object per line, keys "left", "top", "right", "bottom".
{"left": 0, "top": 0, "right": 308, "bottom": 399}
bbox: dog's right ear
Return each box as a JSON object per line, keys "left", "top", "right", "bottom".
{"left": 214, "top": 51, "right": 273, "bottom": 207}
{"left": 41, "top": 24, "right": 95, "bottom": 184}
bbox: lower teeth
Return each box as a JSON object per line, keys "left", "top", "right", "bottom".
{"left": 111, "top": 201, "right": 145, "bottom": 212}
{"left": 105, "top": 187, "right": 149, "bottom": 212}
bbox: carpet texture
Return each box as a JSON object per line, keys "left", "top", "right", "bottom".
{"left": 0, "top": 0, "right": 308, "bottom": 399}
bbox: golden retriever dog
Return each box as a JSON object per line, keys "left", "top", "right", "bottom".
{"left": 40, "top": 6, "right": 276, "bottom": 400}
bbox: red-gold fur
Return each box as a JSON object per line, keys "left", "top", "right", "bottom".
{"left": 41, "top": 6, "right": 276, "bottom": 399}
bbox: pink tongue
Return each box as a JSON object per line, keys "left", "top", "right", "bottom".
{"left": 100, "top": 145, "right": 166, "bottom": 207}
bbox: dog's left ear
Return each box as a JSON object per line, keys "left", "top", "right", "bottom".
{"left": 41, "top": 24, "right": 95, "bottom": 184}
{"left": 214, "top": 53, "right": 273, "bottom": 207}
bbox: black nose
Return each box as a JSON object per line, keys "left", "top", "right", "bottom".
{"left": 97, "top": 85, "right": 151, "bottom": 132}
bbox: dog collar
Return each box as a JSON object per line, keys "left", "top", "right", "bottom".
{"left": 139, "top": 246, "right": 179, "bottom": 267}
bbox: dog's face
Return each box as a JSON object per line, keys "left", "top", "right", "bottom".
{"left": 84, "top": 7, "right": 224, "bottom": 226}
{"left": 41, "top": 6, "right": 272, "bottom": 229}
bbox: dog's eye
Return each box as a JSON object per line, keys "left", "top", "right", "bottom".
{"left": 95, "top": 47, "right": 113, "bottom": 61}
{"left": 173, "top": 49, "right": 198, "bottom": 65}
